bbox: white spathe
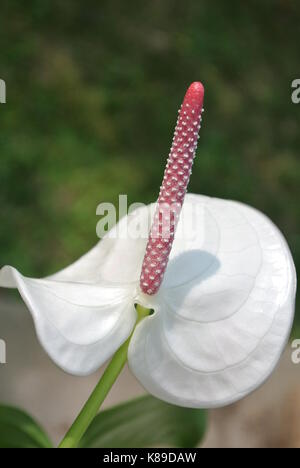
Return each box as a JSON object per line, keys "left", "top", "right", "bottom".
{"left": 0, "top": 194, "right": 296, "bottom": 408}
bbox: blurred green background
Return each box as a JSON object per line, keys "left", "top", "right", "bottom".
{"left": 0, "top": 1, "right": 299, "bottom": 323}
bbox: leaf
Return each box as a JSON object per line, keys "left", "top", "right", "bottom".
{"left": 80, "top": 395, "right": 206, "bottom": 448}
{"left": 0, "top": 405, "right": 53, "bottom": 448}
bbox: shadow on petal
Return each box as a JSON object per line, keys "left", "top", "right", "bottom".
{"left": 162, "top": 249, "right": 221, "bottom": 292}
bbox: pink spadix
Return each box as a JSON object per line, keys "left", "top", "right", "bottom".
{"left": 140, "top": 82, "right": 204, "bottom": 295}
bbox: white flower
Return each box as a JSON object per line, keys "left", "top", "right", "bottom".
{"left": 0, "top": 82, "right": 296, "bottom": 408}
{"left": 0, "top": 194, "right": 296, "bottom": 408}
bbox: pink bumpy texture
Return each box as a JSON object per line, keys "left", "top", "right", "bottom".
{"left": 140, "top": 82, "right": 204, "bottom": 295}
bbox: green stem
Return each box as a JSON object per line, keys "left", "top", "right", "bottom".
{"left": 58, "top": 304, "right": 150, "bottom": 448}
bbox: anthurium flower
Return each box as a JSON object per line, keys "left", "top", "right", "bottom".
{"left": 0, "top": 83, "right": 296, "bottom": 409}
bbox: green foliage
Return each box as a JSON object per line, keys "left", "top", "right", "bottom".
{"left": 0, "top": 1, "right": 299, "bottom": 324}
{"left": 0, "top": 397, "right": 206, "bottom": 448}
{"left": 80, "top": 395, "right": 207, "bottom": 448}
{"left": 0, "top": 405, "right": 52, "bottom": 448}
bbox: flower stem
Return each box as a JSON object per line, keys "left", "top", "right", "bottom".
{"left": 58, "top": 304, "right": 150, "bottom": 448}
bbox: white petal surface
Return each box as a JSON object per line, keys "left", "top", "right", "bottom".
{"left": 129, "top": 194, "right": 296, "bottom": 408}
{"left": 0, "top": 204, "right": 152, "bottom": 374}
{"left": 0, "top": 266, "right": 136, "bottom": 375}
